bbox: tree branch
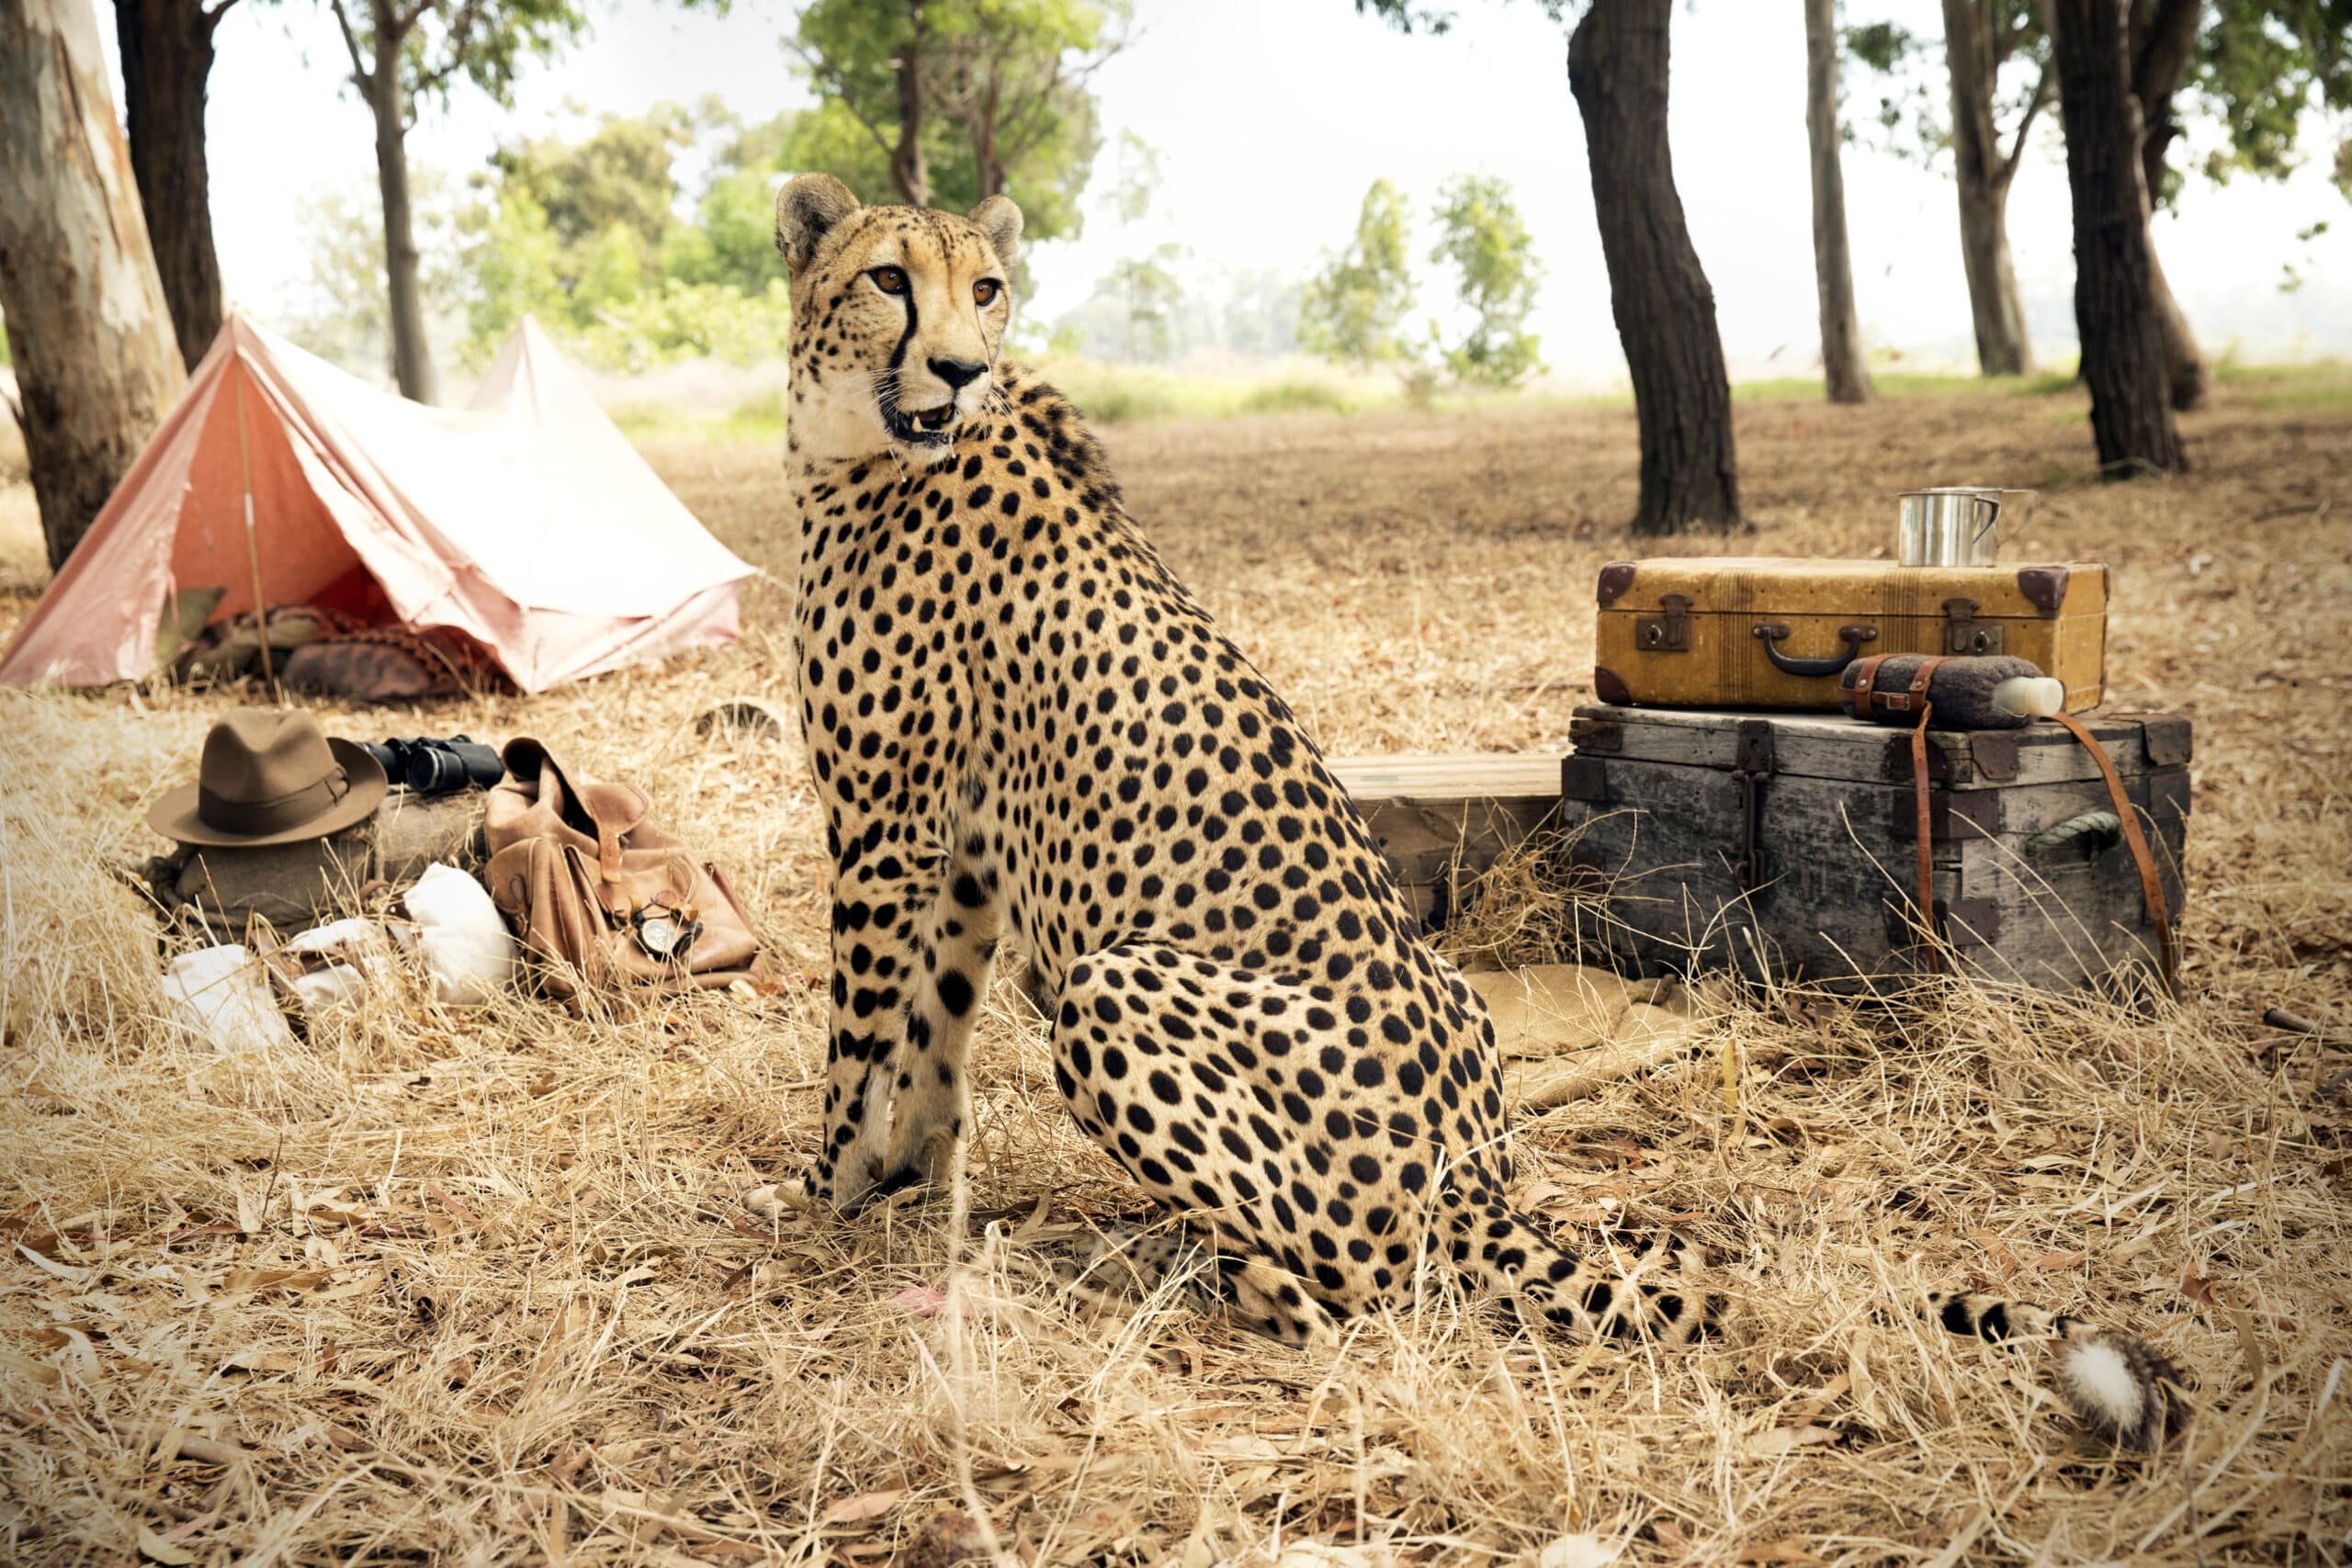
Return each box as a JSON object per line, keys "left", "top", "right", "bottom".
{"left": 326, "top": 0, "right": 371, "bottom": 92}
{"left": 2131, "top": 0, "right": 2200, "bottom": 106}
{"left": 200, "top": 0, "right": 244, "bottom": 31}
{"left": 786, "top": 39, "right": 903, "bottom": 166}
{"left": 1997, "top": 62, "right": 2055, "bottom": 186}
{"left": 413, "top": 0, "right": 491, "bottom": 96}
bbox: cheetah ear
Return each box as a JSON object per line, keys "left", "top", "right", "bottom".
{"left": 968, "top": 194, "right": 1023, "bottom": 269}
{"left": 775, "top": 174, "right": 861, "bottom": 273}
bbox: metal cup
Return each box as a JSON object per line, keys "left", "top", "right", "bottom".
{"left": 1897, "top": 487, "right": 2036, "bottom": 567}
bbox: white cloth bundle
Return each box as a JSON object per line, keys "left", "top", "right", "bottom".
{"left": 161, "top": 945, "right": 298, "bottom": 1056}
{"left": 279, "top": 917, "right": 395, "bottom": 1017}
{"left": 392, "top": 863, "right": 515, "bottom": 1006}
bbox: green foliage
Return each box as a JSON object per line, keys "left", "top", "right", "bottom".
{"left": 447, "top": 101, "right": 794, "bottom": 371}
{"left": 785, "top": 0, "right": 1121, "bottom": 244}
{"left": 1846, "top": 1, "right": 2352, "bottom": 209}
{"left": 285, "top": 173, "right": 468, "bottom": 374}
{"left": 1238, "top": 379, "right": 1359, "bottom": 414}
{"left": 1427, "top": 174, "right": 1544, "bottom": 388}
{"left": 1107, "top": 129, "right": 1162, "bottom": 226}
{"left": 488, "top": 102, "right": 703, "bottom": 254}
{"left": 2191, "top": 1, "right": 2352, "bottom": 192}
{"left": 332, "top": 0, "right": 594, "bottom": 115}
{"left": 1842, "top": 3, "right": 2049, "bottom": 168}
{"left": 564, "top": 279, "right": 795, "bottom": 373}
{"left": 462, "top": 186, "right": 568, "bottom": 353}
{"left": 1299, "top": 179, "right": 1418, "bottom": 369}
{"left": 1101, "top": 244, "right": 1187, "bottom": 360}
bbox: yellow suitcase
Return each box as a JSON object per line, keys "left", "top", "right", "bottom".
{"left": 1592, "top": 558, "right": 2108, "bottom": 713}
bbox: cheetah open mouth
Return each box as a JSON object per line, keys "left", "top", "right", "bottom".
{"left": 883, "top": 400, "right": 958, "bottom": 446}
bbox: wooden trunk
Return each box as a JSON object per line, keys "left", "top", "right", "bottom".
{"left": 1328, "top": 754, "right": 1560, "bottom": 933}
{"left": 1594, "top": 558, "right": 2109, "bottom": 712}
{"left": 1555, "top": 705, "right": 2188, "bottom": 993}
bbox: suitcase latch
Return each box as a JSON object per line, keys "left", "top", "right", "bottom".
{"left": 1732, "top": 719, "right": 1776, "bottom": 893}
{"left": 1637, "top": 593, "right": 1692, "bottom": 652}
{"left": 1941, "top": 596, "right": 2005, "bottom": 655}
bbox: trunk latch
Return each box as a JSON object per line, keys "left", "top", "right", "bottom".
{"left": 1638, "top": 593, "right": 1692, "bottom": 652}
{"left": 1942, "top": 596, "right": 2006, "bottom": 655}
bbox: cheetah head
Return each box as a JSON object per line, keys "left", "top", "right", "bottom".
{"left": 775, "top": 173, "right": 1023, "bottom": 461}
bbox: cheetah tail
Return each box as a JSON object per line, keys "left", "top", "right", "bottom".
{"left": 1443, "top": 1190, "right": 1713, "bottom": 1346}
{"left": 1926, "top": 1289, "right": 2192, "bottom": 1450}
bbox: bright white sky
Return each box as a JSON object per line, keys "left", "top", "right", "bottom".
{"left": 93, "top": 0, "right": 2352, "bottom": 381}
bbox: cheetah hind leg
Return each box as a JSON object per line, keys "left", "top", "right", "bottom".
{"left": 1049, "top": 1223, "right": 1340, "bottom": 1349}
{"left": 1925, "top": 1288, "right": 2192, "bottom": 1450}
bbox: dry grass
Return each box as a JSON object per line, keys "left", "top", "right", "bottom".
{"left": 1, "top": 378, "right": 2348, "bottom": 1566}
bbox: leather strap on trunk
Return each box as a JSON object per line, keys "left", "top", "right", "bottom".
{"left": 2049, "top": 709, "right": 2179, "bottom": 998}
{"left": 1905, "top": 657, "right": 1947, "bottom": 970}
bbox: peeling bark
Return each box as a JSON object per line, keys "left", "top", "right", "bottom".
{"left": 0, "top": 0, "right": 188, "bottom": 570}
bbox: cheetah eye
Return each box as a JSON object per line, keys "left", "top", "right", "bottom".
{"left": 870, "top": 266, "right": 908, "bottom": 295}
{"left": 974, "top": 278, "right": 1002, "bottom": 307}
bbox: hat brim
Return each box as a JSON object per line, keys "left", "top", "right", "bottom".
{"left": 147, "top": 738, "right": 390, "bottom": 849}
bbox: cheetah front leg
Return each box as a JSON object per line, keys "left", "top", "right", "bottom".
{"left": 871, "top": 862, "right": 1005, "bottom": 1193}
{"left": 803, "top": 856, "right": 942, "bottom": 1213}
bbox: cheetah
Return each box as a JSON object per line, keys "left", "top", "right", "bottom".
{"left": 768, "top": 173, "right": 2191, "bottom": 1451}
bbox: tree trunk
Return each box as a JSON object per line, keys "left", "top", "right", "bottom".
{"left": 891, "top": 0, "right": 931, "bottom": 206}
{"left": 1804, "top": 0, "right": 1872, "bottom": 403}
{"left": 1566, "top": 0, "right": 1739, "bottom": 535}
{"left": 1942, "top": 0, "right": 2036, "bottom": 376}
{"left": 972, "top": 71, "right": 1005, "bottom": 200}
{"left": 367, "top": 46, "right": 437, "bottom": 403}
{"left": 2144, "top": 239, "right": 2208, "bottom": 410}
{"left": 2047, "top": 0, "right": 2186, "bottom": 477}
{"left": 2128, "top": 0, "right": 2210, "bottom": 411}
{"left": 115, "top": 0, "right": 229, "bottom": 373}
{"left": 0, "top": 0, "right": 188, "bottom": 570}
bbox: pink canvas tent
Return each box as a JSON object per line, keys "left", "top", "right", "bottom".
{"left": 0, "top": 315, "right": 753, "bottom": 694}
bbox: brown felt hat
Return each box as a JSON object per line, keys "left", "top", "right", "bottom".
{"left": 148, "top": 707, "right": 388, "bottom": 848}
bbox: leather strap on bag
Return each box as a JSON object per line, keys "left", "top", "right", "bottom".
{"left": 2049, "top": 709, "right": 2179, "bottom": 998}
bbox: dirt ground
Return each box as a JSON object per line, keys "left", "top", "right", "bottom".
{"left": 1, "top": 378, "right": 2348, "bottom": 1566}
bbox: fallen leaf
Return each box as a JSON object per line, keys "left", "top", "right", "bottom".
{"left": 1531, "top": 1533, "right": 1623, "bottom": 1568}
{"left": 892, "top": 1286, "right": 948, "bottom": 1316}
{"left": 820, "top": 1488, "right": 908, "bottom": 1526}
{"left": 1744, "top": 1424, "right": 1841, "bottom": 1459}
{"left": 1650, "top": 1521, "right": 1690, "bottom": 1552}
{"left": 137, "top": 1527, "right": 198, "bottom": 1565}
{"left": 1736, "top": 1541, "right": 1819, "bottom": 1565}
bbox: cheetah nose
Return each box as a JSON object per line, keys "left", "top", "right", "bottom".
{"left": 928, "top": 356, "right": 986, "bottom": 390}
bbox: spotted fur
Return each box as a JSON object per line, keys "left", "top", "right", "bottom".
{"left": 768, "top": 175, "right": 2191, "bottom": 1447}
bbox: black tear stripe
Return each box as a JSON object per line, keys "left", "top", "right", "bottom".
{"left": 888, "top": 284, "right": 919, "bottom": 372}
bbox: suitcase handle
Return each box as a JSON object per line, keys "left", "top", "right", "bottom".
{"left": 1753, "top": 622, "right": 1878, "bottom": 678}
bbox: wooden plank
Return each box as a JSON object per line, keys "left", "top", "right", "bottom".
{"left": 1328, "top": 753, "right": 1564, "bottom": 932}
{"left": 1329, "top": 753, "right": 1562, "bottom": 802}
{"left": 1569, "top": 705, "right": 2168, "bottom": 789}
